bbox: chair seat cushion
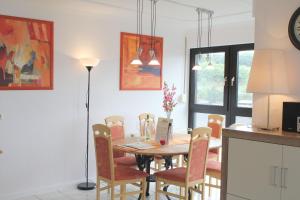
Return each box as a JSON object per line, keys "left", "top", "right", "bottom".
{"left": 206, "top": 160, "right": 221, "bottom": 173}
{"left": 154, "top": 167, "right": 186, "bottom": 183}
{"left": 114, "top": 156, "right": 137, "bottom": 166}
{"left": 208, "top": 152, "right": 218, "bottom": 160}
{"left": 115, "top": 166, "right": 148, "bottom": 181}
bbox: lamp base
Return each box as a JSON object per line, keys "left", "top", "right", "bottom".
{"left": 77, "top": 182, "right": 96, "bottom": 190}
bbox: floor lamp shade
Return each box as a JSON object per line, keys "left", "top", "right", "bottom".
{"left": 80, "top": 58, "right": 100, "bottom": 67}
{"left": 247, "top": 49, "right": 289, "bottom": 94}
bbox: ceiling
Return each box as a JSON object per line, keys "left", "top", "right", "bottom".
{"left": 82, "top": 0, "right": 253, "bottom": 23}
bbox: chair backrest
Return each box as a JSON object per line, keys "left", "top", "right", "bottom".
{"left": 138, "top": 113, "right": 156, "bottom": 136}
{"left": 207, "top": 114, "right": 224, "bottom": 138}
{"left": 186, "top": 127, "right": 211, "bottom": 182}
{"left": 105, "top": 115, "right": 125, "bottom": 140}
{"left": 93, "top": 124, "right": 115, "bottom": 180}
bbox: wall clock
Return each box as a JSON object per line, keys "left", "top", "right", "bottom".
{"left": 289, "top": 7, "right": 300, "bottom": 50}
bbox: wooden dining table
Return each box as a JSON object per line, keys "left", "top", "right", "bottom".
{"left": 113, "top": 134, "right": 222, "bottom": 197}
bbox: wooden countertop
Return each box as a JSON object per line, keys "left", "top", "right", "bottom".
{"left": 223, "top": 124, "right": 300, "bottom": 147}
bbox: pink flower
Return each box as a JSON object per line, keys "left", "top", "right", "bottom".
{"left": 162, "top": 81, "right": 177, "bottom": 113}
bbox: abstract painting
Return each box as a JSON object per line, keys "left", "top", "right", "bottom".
{"left": 0, "top": 15, "right": 53, "bottom": 90}
{"left": 120, "top": 32, "right": 163, "bottom": 90}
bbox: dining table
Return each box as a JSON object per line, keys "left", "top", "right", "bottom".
{"left": 113, "top": 134, "right": 222, "bottom": 197}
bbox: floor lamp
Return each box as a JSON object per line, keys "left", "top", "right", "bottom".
{"left": 247, "top": 49, "right": 289, "bottom": 130}
{"left": 77, "top": 58, "right": 100, "bottom": 190}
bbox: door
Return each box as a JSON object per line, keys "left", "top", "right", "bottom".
{"left": 189, "top": 44, "right": 254, "bottom": 128}
{"left": 227, "top": 138, "right": 282, "bottom": 200}
{"left": 281, "top": 146, "right": 300, "bottom": 200}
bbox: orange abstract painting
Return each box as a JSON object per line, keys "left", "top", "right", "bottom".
{"left": 120, "top": 32, "right": 163, "bottom": 90}
{"left": 0, "top": 15, "right": 53, "bottom": 90}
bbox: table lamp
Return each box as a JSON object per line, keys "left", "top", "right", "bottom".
{"left": 247, "top": 49, "right": 289, "bottom": 130}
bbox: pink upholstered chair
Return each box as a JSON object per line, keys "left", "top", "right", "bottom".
{"left": 154, "top": 127, "right": 212, "bottom": 200}
{"left": 207, "top": 114, "right": 224, "bottom": 161}
{"left": 93, "top": 124, "right": 147, "bottom": 200}
{"left": 105, "top": 116, "right": 137, "bottom": 167}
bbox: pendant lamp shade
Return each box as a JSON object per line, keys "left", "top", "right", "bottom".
{"left": 148, "top": 49, "right": 160, "bottom": 65}
{"left": 247, "top": 49, "right": 289, "bottom": 95}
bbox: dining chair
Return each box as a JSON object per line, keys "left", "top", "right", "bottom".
{"left": 154, "top": 127, "right": 211, "bottom": 200}
{"left": 206, "top": 160, "right": 221, "bottom": 197}
{"left": 93, "top": 124, "right": 147, "bottom": 200}
{"left": 207, "top": 114, "right": 224, "bottom": 161}
{"left": 105, "top": 115, "right": 136, "bottom": 167}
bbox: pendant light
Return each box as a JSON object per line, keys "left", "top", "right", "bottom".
{"left": 192, "top": 8, "right": 203, "bottom": 70}
{"left": 207, "top": 12, "right": 213, "bottom": 68}
{"left": 131, "top": 0, "right": 144, "bottom": 65}
{"left": 148, "top": 0, "right": 160, "bottom": 65}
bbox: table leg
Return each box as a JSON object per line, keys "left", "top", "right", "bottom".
{"left": 136, "top": 155, "right": 154, "bottom": 198}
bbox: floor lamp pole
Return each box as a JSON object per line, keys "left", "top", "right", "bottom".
{"left": 77, "top": 66, "right": 96, "bottom": 190}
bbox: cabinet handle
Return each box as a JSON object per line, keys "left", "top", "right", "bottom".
{"left": 280, "top": 167, "right": 288, "bottom": 189}
{"left": 283, "top": 168, "right": 288, "bottom": 189}
{"left": 271, "top": 166, "right": 278, "bottom": 187}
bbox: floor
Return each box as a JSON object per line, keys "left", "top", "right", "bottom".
{"left": 15, "top": 182, "right": 220, "bottom": 200}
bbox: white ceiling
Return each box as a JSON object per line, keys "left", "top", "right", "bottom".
{"left": 82, "top": 0, "right": 253, "bottom": 23}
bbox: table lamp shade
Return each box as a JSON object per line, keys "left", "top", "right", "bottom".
{"left": 80, "top": 58, "right": 100, "bottom": 67}
{"left": 247, "top": 49, "right": 289, "bottom": 95}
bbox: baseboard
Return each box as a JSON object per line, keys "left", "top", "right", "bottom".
{"left": 0, "top": 178, "right": 96, "bottom": 200}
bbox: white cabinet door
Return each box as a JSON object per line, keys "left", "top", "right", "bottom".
{"left": 282, "top": 146, "right": 300, "bottom": 200}
{"left": 227, "top": 138, "right": 282, "bottom": 200}
{"left": 227, "top": 194, "right": 251, "bottom": 200}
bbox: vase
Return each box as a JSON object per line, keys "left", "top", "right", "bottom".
{"left": 166, "top": 111, "right": 171, "bottom": 120}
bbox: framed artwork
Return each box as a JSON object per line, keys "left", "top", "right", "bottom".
{"left": 0, "top": 15, "right": 54, "bottom": 90}
{"left": 120, "top": 32, "right": 163, "bottom": 90}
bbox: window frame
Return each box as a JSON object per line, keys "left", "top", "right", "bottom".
{"left": 188, "top": 43, "right": 254, "bottom": 128}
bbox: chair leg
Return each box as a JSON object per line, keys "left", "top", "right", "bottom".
{"left": 201, "top": 182, "right": 205, "bottom": 200}
{"left": 96, "top": 178, "right": 100, "bottom": 200}
{"left": 157, "top": 160, "right": 162, "bottom": 171}
{"left": 111, "top": 183, "right": 115, "bottom": 200}
{"left": 180, "top": 186, "right": 183, "bottom": 197}
{"left": 142, "top": 178, "right": 147, "bottom": 200}
{"left": 189, "top": 188, "right": 194, "bottom": 200}
{"left": 120, "top": 184, "right": 125, "bottom": 200}
{"left": 184, "top": 187, "right": 189, "bottom": 200}
{"left": 155, "top": 179, "right": 160, "bottom": 200}
{"left": 209, "top": 176, "right": 212, "bottom": 197}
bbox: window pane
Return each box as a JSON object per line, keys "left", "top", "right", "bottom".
{"left": 237, "top": 50, "right": 254, "bottom": 108}
{"left": 194, "top": 113, "right": 226, "bottom": 128}
{"left": 195, "top": 52, "right": 225, "bottom": 106}
{"left": 235, "top": 116, "right": 252, "bottom": 126}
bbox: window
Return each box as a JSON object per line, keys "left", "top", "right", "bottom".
{"left": 188, "top": 44, "right": 254, "bottom": 128}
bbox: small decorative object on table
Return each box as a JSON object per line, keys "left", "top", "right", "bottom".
{"left": 144, "top": 114, "right": 152, "bottom": 141}
{"left": 162, "top": 81, "right": 177, "bottom": 119}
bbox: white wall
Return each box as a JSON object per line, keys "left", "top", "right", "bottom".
{"left": 0, "top": 1, "right": 188, "bottom": 199}
{"left": 252, "top": 0, "right": 300, "bottom": 128}
{"left": 0, "top": 0, "right": 254, "bottom": 199}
